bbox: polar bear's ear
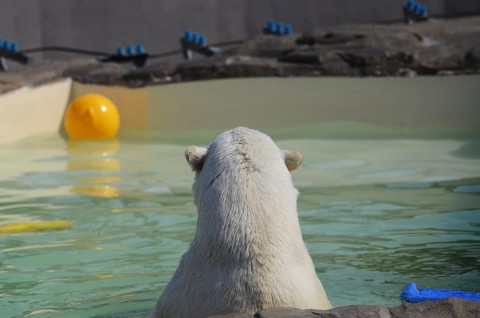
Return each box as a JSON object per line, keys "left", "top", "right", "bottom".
{"left": 283, "top": 150, "right": 304, "bottom": 172}
{"left": 185, "top": 146, "right": 207, "bottom": 172}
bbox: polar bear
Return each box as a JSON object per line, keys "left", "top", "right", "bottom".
{"left": 152, "top": 127, "right": 331, "bottom": 318}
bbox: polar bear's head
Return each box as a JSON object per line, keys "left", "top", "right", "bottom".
{"left": 185, "top": 127, "right": 303, "bottom": 174}
{"left": 184, "top": 127, "right": 303, "bottom": 211}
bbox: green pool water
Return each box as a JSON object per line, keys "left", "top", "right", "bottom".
{"left": 0, "top": 132, "right": 479, "bottom": 318}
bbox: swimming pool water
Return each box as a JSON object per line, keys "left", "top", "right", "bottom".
{"left": 0, "top": 133, "right": 479, "bottom": 318}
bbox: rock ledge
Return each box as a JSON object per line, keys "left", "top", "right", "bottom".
{"left": 1, "top": 16, "right": 479, "bottom": 95}
{"left": 210, "top": 298, "right": 480, "bottom": 318}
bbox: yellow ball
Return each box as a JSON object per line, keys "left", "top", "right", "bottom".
{"left": 64, "top": 94, "right": 120, "bottom": 140}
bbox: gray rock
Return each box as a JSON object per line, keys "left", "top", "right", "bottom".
{"left": 279, "top": 18, "right": 479, "bottom": 76}
{"left": 466, "top": 45, "right": 480, "bottom": 69}
{"left": 175, "top": 55, "right": 321, "bottom": 81}
{"left": 210, "top": 298, "right": 480, "bottom": 318}
{"left": 390, "top": 298, "right": 480, "bottom": 318}
{"left": 223, "top": 35, "right": 299, "bottom": 58}
{"left": 254, "top": 305, "right": 391, "bottom": 318}
{"left": 210, "top": 313, "right": 252, "bottom": 318}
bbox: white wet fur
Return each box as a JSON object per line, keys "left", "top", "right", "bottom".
{"left": 152, "top": 127, "right": 331, "bottom": 317}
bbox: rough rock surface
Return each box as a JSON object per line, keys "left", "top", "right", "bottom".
{"left": 210, "top": 298, "right": 480, "bottom": 318}
{"left": 1, "top": 16, "right": 479, "bottom": 94}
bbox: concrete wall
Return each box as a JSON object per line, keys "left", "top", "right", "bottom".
{"left": 1, "top": 75, "right": 479, "bottom": 145}
{"left": 0, "top": 79, "right": 71, "bottom": 145}
{"left": 71, "top": 76, "right": 480, "bottom": 137}
{"left": 1, "top": 0, "right": 479, "bottom": 63}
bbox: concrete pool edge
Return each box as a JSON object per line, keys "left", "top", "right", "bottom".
{"left": 71, "top": 76, "right": 480, "bottom": 135}
{"left": 0, "top": 78, "right": 72, "bottom": 145}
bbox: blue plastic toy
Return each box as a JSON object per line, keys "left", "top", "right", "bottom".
{"left": 401, "top": 283, "right": 480, "bottom": 303}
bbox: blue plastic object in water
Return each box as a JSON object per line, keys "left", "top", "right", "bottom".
{"left": 401, "top": 283, "right": 480, "bottom": 303}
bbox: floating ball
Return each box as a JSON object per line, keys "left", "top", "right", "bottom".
{"left": 64, "top": 94, "right": 120, "bottom": 140}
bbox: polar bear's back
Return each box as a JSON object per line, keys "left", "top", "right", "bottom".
{"left": 152, "top": 127, "right": 331, "bottom": 318}
{"left": 155, "top": 252, "right": 329, "bottom": 317}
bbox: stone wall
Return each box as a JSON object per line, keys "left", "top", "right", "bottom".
{"left": 1, "top": 0, "right": 479, "bottom": 62}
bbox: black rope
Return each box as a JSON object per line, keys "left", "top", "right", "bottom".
{"left": 1, "top": 39, "right": 245, "bottom": 61}
{"left": 20, "top": 46, "right": 112, "bottom": 56}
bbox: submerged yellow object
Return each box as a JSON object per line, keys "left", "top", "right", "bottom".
{"left": 0, "top": 220, "right": 72, "bottom": 234}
